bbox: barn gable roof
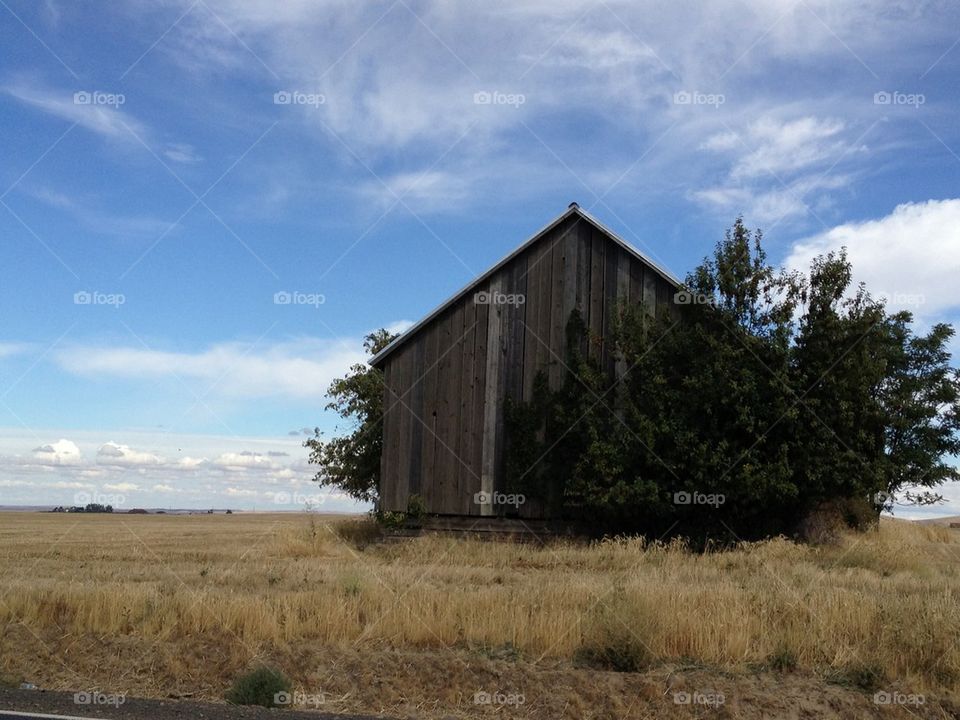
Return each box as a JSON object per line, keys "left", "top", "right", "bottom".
{"left": 369, "top": 203, "right": 682, "bottom": 367}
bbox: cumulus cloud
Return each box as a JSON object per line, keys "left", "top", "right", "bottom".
{"left": 213, "top": 451, "right": 278, "bottom": 469}
{"left": 97, "top": 442, "right": 164, "bottom": 466}
{"left": 32, "top": 439, "right": 83, "bottom": 466}
{"left": 786, "top": 198, "right": 960, "bottom": 317}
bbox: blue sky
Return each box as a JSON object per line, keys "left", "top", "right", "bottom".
{"left": 1, "top": 0, "right": 959, "bottom": 515}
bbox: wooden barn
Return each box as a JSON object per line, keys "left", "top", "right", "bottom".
{"left": 370, "top": 203, "right": 682, "bottom": 528}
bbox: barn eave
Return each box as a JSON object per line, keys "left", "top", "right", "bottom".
{"left": 368, "top": 204, "right": 682, "bottom": 368}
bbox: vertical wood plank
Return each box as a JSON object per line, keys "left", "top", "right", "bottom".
{"left": 407, "top": 335, "right": 425, "bottom": 500}
{"left": 418, "top": 321, "right": 440, "bottom": 512}
{"left": 469, "top": 294, "right": 490, "bottom": 514}
{"left": 522, "top": 243, "right": 544, "bottom": 402}
{"left": 589, "top": 228, "right": 605, "bottom": 364}
{"left": 615, "top": 247, "right": 630, "bottom": 380}
{"left": 457, "top": 294, "right": 478, "bottom": 515}
{"left": 378, "top": 361, "right": 396, "bottom": 511}
{"left": 395, "top": 344, "right": 414, "bottom": 512}
{"left": 602, "top": 235, "right": 618, "bottom": 377}
{"left": 642, "top": 263, "right": 657, "bottom": 318}
{"left": 480, "top": 274, "right": 503, "bottom": 517}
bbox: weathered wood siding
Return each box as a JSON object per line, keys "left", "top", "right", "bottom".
{"left": 379, "top": 214, "right": 679, "bottom": 518}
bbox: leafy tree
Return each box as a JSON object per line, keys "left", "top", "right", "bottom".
{"left": 305, "top": 329, "right": 397, "bottom": 504}
{"left": 877, "top": 315, "right": 960, "bottom": 505}
{"left": 504, "top": 219, "right": 960, "bottom": 539}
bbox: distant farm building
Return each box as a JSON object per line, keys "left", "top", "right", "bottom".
{"left": 371, "top": 204, "right": 681, "bottom": 527}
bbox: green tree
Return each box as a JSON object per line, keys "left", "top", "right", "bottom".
{"left": 305, "top": 329, "right": 397, "bottom": 504}
{"left": 504, "top": 219, "right": 960, "bottom": 539}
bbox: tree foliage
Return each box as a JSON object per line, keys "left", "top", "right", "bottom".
{"left": 506, "top": 218, "right": 960, "bottom": 539}
{"left": 305, "top": 329, "right": 397, "bottom": 504}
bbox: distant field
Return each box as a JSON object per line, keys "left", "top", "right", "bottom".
{"left": 0, "top": 512, "right": 958, "bottom": 719}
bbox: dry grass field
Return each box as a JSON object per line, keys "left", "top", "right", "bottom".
{"left": 0, "top": 511, "right": 958, "bottom": 718}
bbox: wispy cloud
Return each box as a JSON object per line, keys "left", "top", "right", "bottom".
{"left": 3, "top": 82, "right": 146, "bottom": 140}
{"left": 54, "top": 337, "right": 368, "bottom": 400}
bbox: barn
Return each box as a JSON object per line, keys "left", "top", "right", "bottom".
{"left": 371, "top": 203, "right": 682, "bottom": 529}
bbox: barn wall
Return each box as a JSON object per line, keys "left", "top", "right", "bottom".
{"left": 379, "top": 214, "right": 680, "bottom": 517}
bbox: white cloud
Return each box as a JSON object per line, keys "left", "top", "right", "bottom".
{"left": 97, "top": 442, "right": 164, "bottom": 466}
{"left": 163, "top": 142, "right": 202, "bottom": 164}
{"left": 3, "top": 83, "right": 146, "bottom": 140}
{"left": 55, "top": 338, "right": 366, "bottom": 401}
{"left": 724, "top": 117, "right": 847, "bottom": 181}
{"left": 213, "top": 451, "right": 277, "bottom": 469}
{"left": 0, "top": 428, "right": 365, "bottom": 512}
{"left": 32, "top": 439, "right": 83, "bottom": 466}
{"left": 224, "top": 487, "right": 259, "bottom": 497}
{"left": 103, "top": 482, "right": 139, "bottom": 492}
{"left": 694, "top": 115, "right": 862, "bottom": 223}
{"left": 785, "top": 198, "right": 960, "bottom": 317}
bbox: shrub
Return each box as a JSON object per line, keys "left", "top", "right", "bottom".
{"left": 768, "top": 646, "right": 798, "bottom": 672}
{"left": 575, "top": 592, "right": 655, "bottom": 672}
{"left": 225, "top": 666, "right": 291, "bottom": 708}
{"left": 333, "top": 516, "right": 382, "bottom": 547}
